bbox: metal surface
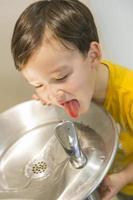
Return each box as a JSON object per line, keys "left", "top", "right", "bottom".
{"left": 55, "top": 121, "right": 87, "bottom": 169}
{"left": 86, "top": 190, "right": 100, "bottom": 200}
{"left": 0, "top": 100, "right": 118, "bottom": 200}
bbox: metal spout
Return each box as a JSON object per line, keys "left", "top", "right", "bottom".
{"left": 55, "top": 121, "right": 87, "bottom": 169}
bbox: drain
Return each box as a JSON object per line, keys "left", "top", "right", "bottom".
{"left": 25, "top": 159, "right": 50, "bottom": 179}
{"left": 24, "top": 136, "right": 57, "bottom": 179}
{"left": 32, "top": 161, "right": 47, "bottom": 174}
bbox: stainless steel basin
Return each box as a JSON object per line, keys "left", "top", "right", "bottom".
{"left": 0, "top": 100, "right": 118, "bottom": 200}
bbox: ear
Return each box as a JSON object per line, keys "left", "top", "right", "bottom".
{"left": 88, "top": 42, "right": 102, "bottom": 64}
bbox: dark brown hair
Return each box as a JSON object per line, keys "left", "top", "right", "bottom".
{"left": 11, "top": 0, "right": 99, "bottom": 70}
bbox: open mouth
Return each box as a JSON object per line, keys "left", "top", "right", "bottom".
{"left": 61, "top": 99, "right": 80, "bottom": 118}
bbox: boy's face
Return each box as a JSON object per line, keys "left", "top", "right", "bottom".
{"left": 22, "top": 38, "right": 100, "bottom": 118}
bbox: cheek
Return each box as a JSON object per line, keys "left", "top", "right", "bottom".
{"left": 65, "top": 78, "right": 85, "bottom": 94}
{"left": 66, "top": 73, "right": 94, "bottom": 98}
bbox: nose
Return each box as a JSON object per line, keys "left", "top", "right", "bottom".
{"left": 47, "top": 84, "right": 66, "bottom": 104}
{"left": 55, "top": 90, "right": 66, "bottom": 103}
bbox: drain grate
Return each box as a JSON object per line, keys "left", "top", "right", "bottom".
{"left": 25, "top": 159, "right": 50, "bottom": 179}
{"left": 25, "top": 136, "right": 56, "bottom": 179}
{"left": 32, "top": 161, "right": 47, "bottom": 174}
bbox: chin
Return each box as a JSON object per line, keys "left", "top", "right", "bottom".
{"left": 80, "top": 103, "right": 90, "bottom": 114}
{"left": 79, "top": 107, "right": 88, "bottom": 115}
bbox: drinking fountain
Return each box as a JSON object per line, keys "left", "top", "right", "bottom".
{"left": 0, "top": 100, "right": 118, "bottom": 200}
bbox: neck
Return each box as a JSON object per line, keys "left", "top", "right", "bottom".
{"left": 93, "top": 62, "right": 109, "bottom": 105}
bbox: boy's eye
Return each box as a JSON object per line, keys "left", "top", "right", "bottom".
{"left": 35, "top": 84, "right": 43, "bottom": 88}
{"left": 55, "top": 75, "right": 68, "bottom": 81}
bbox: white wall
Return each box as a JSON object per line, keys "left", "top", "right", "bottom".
{"left": 0, "top": 0, "right": 34, "bottom": 112}
{"left": 0, "top": 0, "right": 133, "bottom": 112}
{"left": 83, "top": 0, "right": 133, "bottom": 69}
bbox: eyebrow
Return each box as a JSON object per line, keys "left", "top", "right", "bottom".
{"left": 50, "top": 65, "right": 67, "bottom": 74}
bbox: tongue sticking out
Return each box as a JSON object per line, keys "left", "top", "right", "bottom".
{"left": 63, "top": 100, "right": 80, "bottom": 118}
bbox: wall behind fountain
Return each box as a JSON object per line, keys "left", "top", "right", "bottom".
{"left": 0, "top": 0, "right": 133, "bottom": 112}
{"left": 84, "top": 0, "right": 133, "bottom": 69}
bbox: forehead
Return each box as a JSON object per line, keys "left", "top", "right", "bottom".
{"left": 24, "top": 36, "right": 82, "bottom": 71}
{"left": 22, "top": 37, "right": 83, "bottom": 82}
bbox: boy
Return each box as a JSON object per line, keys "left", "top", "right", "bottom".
{"left": 11, "top": 0, "right": 133, "bottom": 199}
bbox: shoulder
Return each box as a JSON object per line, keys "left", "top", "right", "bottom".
{"left": 101, "top": 60, "right": 133, "bottom": 91}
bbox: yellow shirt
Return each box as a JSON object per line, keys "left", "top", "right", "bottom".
{"left": 102, "top": 60, "right": 133, "bottom": 195}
